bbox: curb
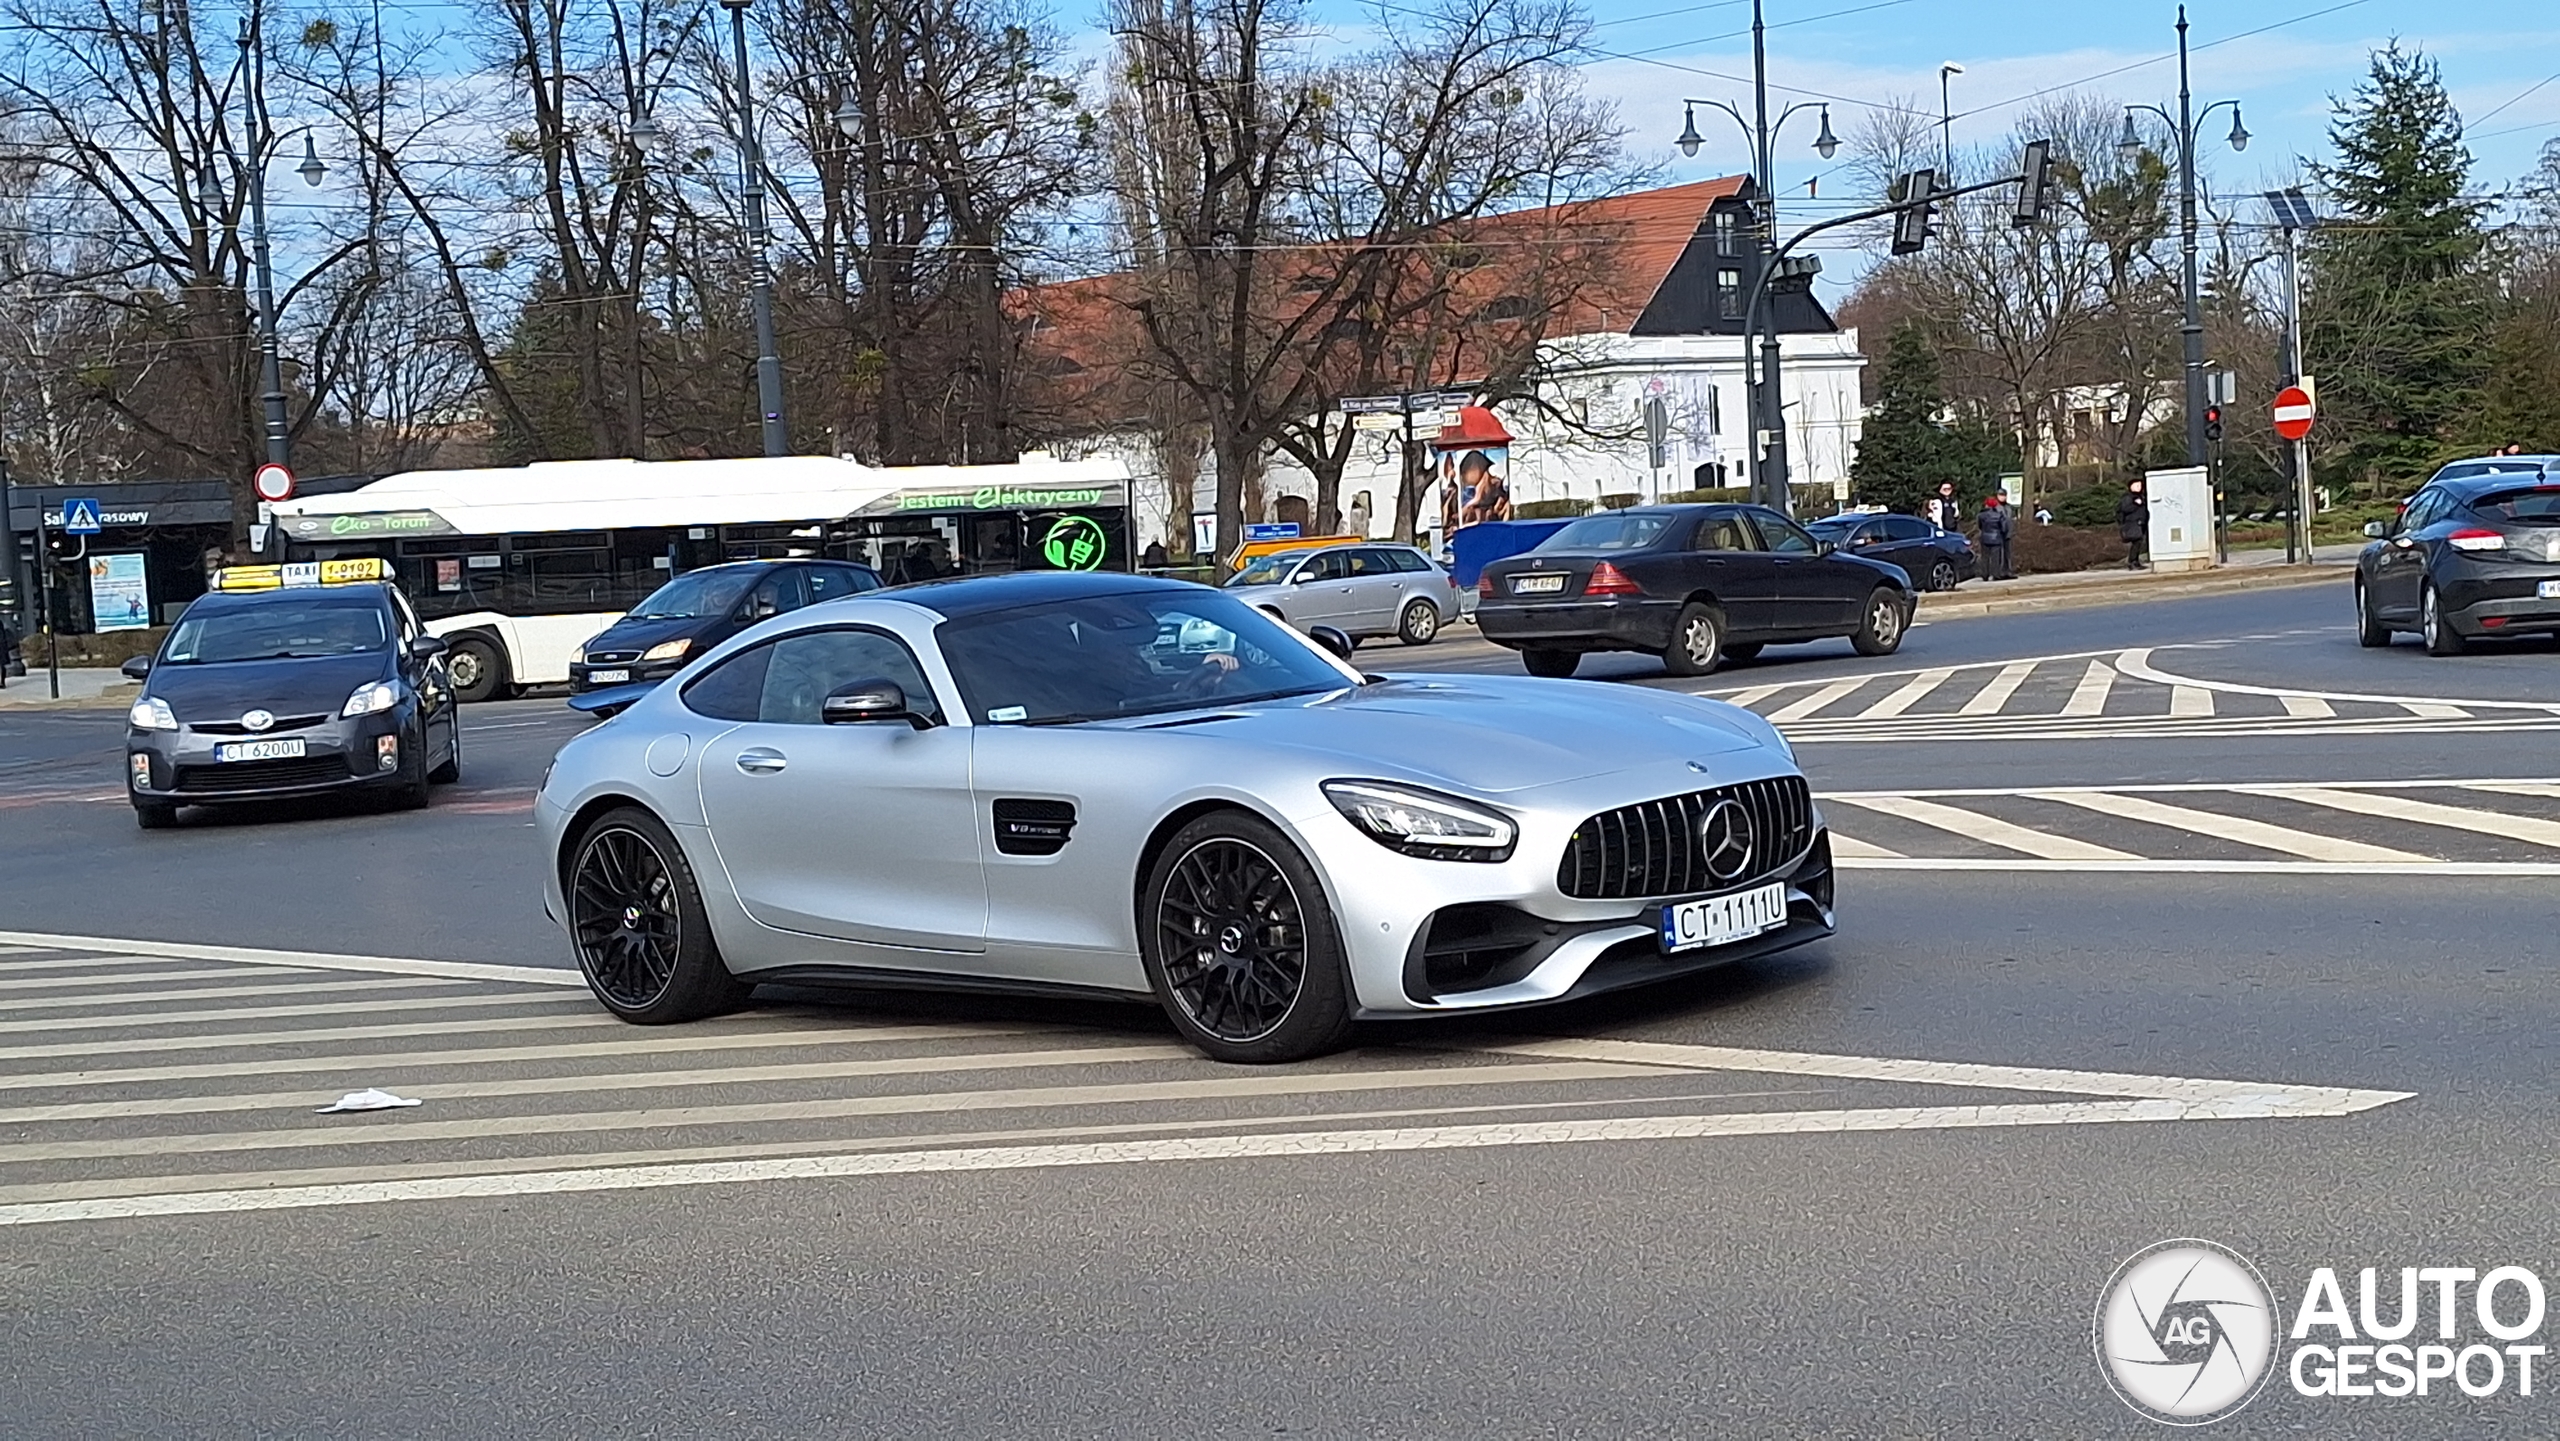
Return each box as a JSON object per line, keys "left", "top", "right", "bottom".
{"left": 1919, "top": 565, "right": 2342, "bottom": 621}
{"left": 0, "top": 680, "right": 139, "bottom": 713}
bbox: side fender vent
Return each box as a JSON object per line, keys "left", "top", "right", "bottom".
{"left": 993, "top": 798, "right": 1077, "bottom": 856}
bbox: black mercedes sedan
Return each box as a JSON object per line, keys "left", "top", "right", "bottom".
{"left": 2356, "top": 457, "right": 2560, "bottom": 655}
{"left": 1475, "top": 504, "right": 1918, "bottom": 678}
{"left": 1805, "top": 510, "right": 1977, "bottom": 591}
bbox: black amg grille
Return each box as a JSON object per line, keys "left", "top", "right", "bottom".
{"left": 174, "top": 755, "right": 353, "bottom": 793}
{"left": 1557, "top": 776, "right": 1815, "bottom": 900}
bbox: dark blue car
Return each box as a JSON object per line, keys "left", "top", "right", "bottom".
{"left": 568, "top": 559, "right": 882, "bottom": 714}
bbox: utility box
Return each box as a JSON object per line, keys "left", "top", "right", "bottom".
{"left": 2143, "top": 466, "right": 2215, "bottom": 573}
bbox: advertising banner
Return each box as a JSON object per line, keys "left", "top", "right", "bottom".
{"left": 89, "top": 552, "right": 150, "bottom": 631}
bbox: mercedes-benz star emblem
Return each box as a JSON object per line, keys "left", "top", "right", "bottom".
{"left": 1698, "top": 798, "right": 1755, "bottom": 882}
{"left": 240, "top": 709, "right": 275, "bottom": 733}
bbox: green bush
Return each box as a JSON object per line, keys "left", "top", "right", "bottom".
{"left": 2049, "top": 481, "right": 2132, "bottom": 529}
{"left": 2012, "top": 523, "right": 2129, "bottom": 575}
{"left": 18, "top": 627, "right": 164, "bottom": 669}
{"left": 1511, "top": 498, "right": 1592, "bottom": 520}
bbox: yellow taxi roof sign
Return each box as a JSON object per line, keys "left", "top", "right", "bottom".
{"left": 211, "top": 557, "right": 390, "bottom": 592}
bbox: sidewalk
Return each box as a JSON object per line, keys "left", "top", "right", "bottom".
{"left": 0, "top": 665, "right": 138, "bottom": 711}
{"left": 1919, "top": 543, "right": 2356, "bottom": 621}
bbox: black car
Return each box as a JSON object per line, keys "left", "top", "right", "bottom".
{"left": 2357, "top": 456, "right": 2560, "bottom": 655}
{"left": 1475, "top": 504, "right": 1918, "bottom": 678}
{"left": 568, "top": 558, "right": 882, "bottom": 713}
{"left": 1804, "top": 510, "right": 1976, "bottom": 591}
{"left": 121, "top": 560, "right": 460, "bottom": 829}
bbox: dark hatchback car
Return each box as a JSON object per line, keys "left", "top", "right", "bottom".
{"left": 1475, "top": 504, "right": 1918, "bottom": 678}
{"left": 122, "top": 563, "right": 460, "bottom": 829}
{"left": 2357, "top": 456, "right": 2560, "bottom": 655}
{"left": 568, "top": 558, "right": 882, "bottom": 713}
{"left": 1805, "top": 510, "right": 1976, "bottom": 591}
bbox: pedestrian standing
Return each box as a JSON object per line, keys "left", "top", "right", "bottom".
{"left": 1346, "top": 493, "right": 1372, "bottom": 539}
{"left": 2117, "top": 479, "right": 2148, "bottom": 570}
{"left": 2034, "top": 504, "right": 2053, "bottom": 526}
{"left": 1977, "top": 493, "right": 2015, "bottom": 581}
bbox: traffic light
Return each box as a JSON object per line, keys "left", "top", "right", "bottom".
{"left": 2013, "top": 138, "right": 2058, "bottom": 228}
{"left": 2204, "top": 404, "right": 2224, "bottom": 444}
{"left": 1889, "top": 168, "right": 1938, "bottom": 255}
{"left": 1766, "top": 254, "right": 1823, "bottom": 294}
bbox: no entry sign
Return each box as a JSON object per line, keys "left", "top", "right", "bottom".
{"left": 2271, "top": 386, "right": 2316, "bottom": 442}
{"left": 253, "top": 463, "right": 297, "bottom": 503}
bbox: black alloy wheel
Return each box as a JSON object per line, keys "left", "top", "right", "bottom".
{"left": 2355, "top": 579, "right": 2392, "bottom": 648}
{"left": 2422, "top": 583, "right": 2468, "bottom": 656}
{"left": 1928, "top": 558, "right": 1958, "bottom": 591}
{"left": 1851, "top": 589, "right": 1908, "bottom": 656}
{"left": 1521, "top": 648, "right": 1580, "bottom": 678}
{"left": 1662, "top": 602, "right": 1724, "bottom": 677}
{"left": 568, "top": 807, "right": 748, "bottom": 1023}
{"left": 1142, "top": 813, "right": 1351, "bottom": 1063}
{"left": 1397, "top": 599, "right": 1441, "bottom": 645}
{"left": 447, "top": 637, "right": 506, "bottom": 704}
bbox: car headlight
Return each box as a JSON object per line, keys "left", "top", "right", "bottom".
{"left": 570, "top": 645, "right": 586, "bottom": 665}
{"left": 641, "top": 638, "right": 691, "bottom": 663}
{"left": 1323, "top": 780, "right": 1516, "bottom": 860}
{"left": 127, "top": 696, "right": 178, "bottom": 732}
{"left": 342, "top": 680, "right": 403, "bottom": 717}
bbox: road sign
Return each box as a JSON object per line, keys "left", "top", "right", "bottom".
{"left": 252, "top": 463, "right": 296, "bottom": 503}
{"left": 1243, "top": 523, "right": 1301, "bottom": 542}
{"left": 2272, "top": 386, "right": 2316, "bottom": 441}
{"left": 1351, "top": 412, "right": 1403, "bottom": 432}
{"left": 61, "top": 498, "right": 101, "bottom": 535}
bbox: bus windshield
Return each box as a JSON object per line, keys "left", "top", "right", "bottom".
{"left": 628, "top": 569, "right": 761, "bottom": 620}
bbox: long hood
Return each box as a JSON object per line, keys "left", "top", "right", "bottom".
{"left": 146, "top": 654, "right": 390, "bottom": 719}
{"left": 583, "top": 615, "right": 716, "bottom": 655}
{"left": 1110, "top": 674, "right": 1775, "bottom": 793}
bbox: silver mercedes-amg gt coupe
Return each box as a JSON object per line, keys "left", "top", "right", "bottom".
{"left": 536, "top": 571, "right": 1835, "bottom": 1062}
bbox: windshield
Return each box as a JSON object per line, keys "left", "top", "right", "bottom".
{"left": 937, "top": 588, "right": 1352, "bottom": 724}
{"left": 1224, "top": 550, "right": 1313, "bottom": 587}
{"left": 2474, "top": 487, "right": 2560, "bottom": 522}
{"left": 1540, "top": 513, "right": 1675, "bottom": 550}
{"left": 630, "top": 568, "right": 759, "bottom": 619}
{"left": 162, "top": 600, "right": 388, "bottom": 663}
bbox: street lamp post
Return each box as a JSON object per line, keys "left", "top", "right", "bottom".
{"left": 1939, "top": 63, "right": 1964, "bottom": 177}
{"left": 2119, "top": 5, "right": 2245, "bottom": 469}
{"left": 719, "top": 0, "right": 790, "bottom": 457}
{"left": 1675, "top": 0, "right": 1838, "bottom": 514}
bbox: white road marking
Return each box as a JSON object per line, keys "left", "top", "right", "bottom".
{"left": 2472, "top": 781, "right": 2560, "bottom": 801}
{"left": 0, "top": 1013, "right": 625, "bottom": 1062}
{"left": 1826, "top": 777, "right": 2560, "bottom": 800}
{"left": 0, "top": 965, "right": 321, "bottom": 992}
{"left": 0, "top": 988, "right": 584, "bottom": 1037}
{"left": 1855, "top": 668, "right": 1955, "bottom": 720}
{"left": 2059, "top": 660, "right": 2117, "bottom": 717}
{"left": 1835, "top": 857, "right": 2560, "bottom": 875}
{"left": 2402, "top": 701, "right": 2470, "bottom": 720}
{"left": 2169, "top": 685, "right": 2215, "bottom": 717}
{"left": 2023, "top": 791, "right": 2429, "bottom": 863}
{"left": 0, "top": 930, "right": 585, "bottom": 987}
{"left": 2262, "top": 786, "right": 2560, "bottom": 850}
{"left": 0, "top": 975, "right": 466, "bottom": 1013}
{"left": 1825, "top": 834, "right": 1904, "bottom": 859}
{"left": 0, "top": 952, "right": 323, "bottom": 974}
{"left": 1828, "top": 795, "right": 2138, "bottom": 862}
{"left": 2281, "top": 693, "right": 2336, "bottom": 719}
{"left": 1957, "top": 660, "right": 2037, "bottom": 716}
{"left": 1720, "top": 685, "right": 1784, "bottom": 707}
{"left": 2114, "top": 649, "right": 2560, "bottom": 712}
{"left": 1765, "top": 678, "right": 1871, "bottom": 723}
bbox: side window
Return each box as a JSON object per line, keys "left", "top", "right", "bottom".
{"left": 803, "top": 565, "right": 877, "bottom": 603}
{"left": 1302, "top": 551, "right": 1350, "bottom": 582}
{"left": 681, "top": 643, "right": 774, "bottom": 722}
{"left": 1755, "top": 515, "right": 1819, "bottom": 555}
{"left": 1387, "top": 548, "right": 1431, "bottom": 574}
{"left": 2407, "top": 490, "right": 2448, "bottom": 529}
{"left": 1883, "top": 516, "right": 1932, "bottom": 542}
{"left": 1694, "top": 516, "right": 1757, "bottom": 552}
{"left": 1343, "top": 549, "right": 1391, "bottom": 577}
{"left": 756, "top": 629, "right": 941, "bottom": 726}
{"left": 747, "top": 569, "right": 805, "bottom": 620}
{"left": 387, "top": 590, "right": 422, "bottom": 643}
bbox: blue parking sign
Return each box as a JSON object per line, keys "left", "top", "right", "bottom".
{"left": 62, "top": 498, "right": 102, "bottom": 535}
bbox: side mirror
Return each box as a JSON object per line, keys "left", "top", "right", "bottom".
{"left": 408, "top": 635, "right": 449, "bottom": 660}
{"left": 821, "top": 677, "right": 927, "bottom": 728}
{"left": 120, "top": 656, "right": 152, "bottom": 680}
{"left": 1306, "top": 626, "right": 1356, "bottom": 661}
{"left": 2361, "top": 521, "right": 2388, "bottom": 539}
{"left": 1288, "top": 569, "right": 1316, "bottom": 584}
{"left": 1815, "top": 539, "right": 1836, "bottom": 557}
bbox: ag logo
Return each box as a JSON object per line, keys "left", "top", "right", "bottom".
{"left": 2095, "top": 1239, "right": 2280, "bottom": 1425}
{"left": 1041, "top": 515, "right": 1107, "bottom": 572}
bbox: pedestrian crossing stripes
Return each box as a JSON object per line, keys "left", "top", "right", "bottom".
{"left": 1707, "top": 647, "right": 2560, "bottom": 741}
{"left": 1822, "top": 777, "right": 2560, "bottom": 873}
{"left": 0, "top": 936, "right": 2406, "bottom": 1226}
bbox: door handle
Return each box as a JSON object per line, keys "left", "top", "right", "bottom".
{"left": 735, "top": 748, "right": 788, "bottom": 774}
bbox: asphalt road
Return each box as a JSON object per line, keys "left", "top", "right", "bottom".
{"left": 3, "top": 576, "right": 2556, "bottom": 1437}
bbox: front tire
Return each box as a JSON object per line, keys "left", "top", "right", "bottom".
{"left": 1521, "top": 647, "right": 1580, "bottom": 678}
{"left": 1140, "top": 811, "right": 1352, "bottom": 1064}
{"left": 133, "top": 803, "right": 176, "bottom": 830}
{"left": 568, "top": 806, "right": 749, "bottom": 1023}
{"left": 2422, "top": 583, "right": 2467, "bottom": 656}
{"left": 1396, "top": 599, "right": 1440, "bottom": 646}
{"left": 1851, "top": 589, "right": 1909, "bottom": 656}
{"left": 447, "top": 637, "right": 508, "bottom": 705}
{"left": 1927, "top": 558, "right": 1958, "bottom": 591}
{"left": 2355, "top": 579, "right": 2392, "bottom": 648}
{"left": 428, "top": 717, "right": 462, "bottom": 784}
{"left": 1661, "top": 602, "right": 1724, "bottom": 677}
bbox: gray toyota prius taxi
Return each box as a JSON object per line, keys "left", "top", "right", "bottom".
{"left": 537, "top": 570, "right": 1835, "bottom": 1063}
{"left": 122, "top": 558, "right": 462, "bottom": 828}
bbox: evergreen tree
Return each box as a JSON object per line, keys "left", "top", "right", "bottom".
{"left": 2304, "top": 44, "right": 2496, "bottom": 490}
{"left": 1849, "top": 324, "right": 1998, "bottom": 515}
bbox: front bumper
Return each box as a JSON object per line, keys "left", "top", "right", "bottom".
{"left": 1475, "top": 597, "right": 1680, "bottom": 652}
{"left": 127, "top": 709, "right": 410, "bottom": 805}
{"left": 569, "top": 659, "right": 686, "bottom": 695}
{"left": 2441, "top": 560, "right": 2560, "bottom": 635}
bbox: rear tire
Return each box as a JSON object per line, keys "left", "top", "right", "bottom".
{"left": 2355, "top": 579, "right": 2392, "bottom": 648}
{"left": 1661, "top": 603, "right": 1724, "bottom": 678}
{"left": 447, "top": 637, "right": 507, "bottom": 705}
{"left": 1396, "top": 599, "right": 1440, "bottom": 646}
{"left": 2422, "top": 583, "right": 2467, "bottom": 656}
{"left": 1927, "top": 558, "right": 1958, "bottom": 592}
{"left": 1720, "top": 642, "right": 1764, "bottom": 663}
{"left": 567, "top": 806, "right": 750, "bottom": 1023}
{"left": 1139, "top": 810, "right": 1353, "bottom": 1064}
{"left": 1521, "top": 648, "right": 1580, "bottom": 678}
{"left": 133, "top": 803, "right": 176, "bottom": 830}
{"left": 1850, "top": 589, "right": 1909, "bottom": 656}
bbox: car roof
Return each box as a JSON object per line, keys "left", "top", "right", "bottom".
{"left": 2433, "top": 462, "right": 2560, "bottom": 496}
{"left": 886, "top": 569, "right": 1199, "bottom": 620}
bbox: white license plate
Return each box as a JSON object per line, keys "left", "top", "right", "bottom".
{"left": 215, "top": 738, "right": 306, "bottom": 763}
{"left": 587, "top": 669, "right": 631, "bottom": 684}
{"left": 1512, "top": 574, "right": 1567, "bottom": 595}
{"left": 2539, "top": 581, "right": 2560, "bottom": 600}
{"left": 1660, "top": 882, "right": 1788, "bottom": 953}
